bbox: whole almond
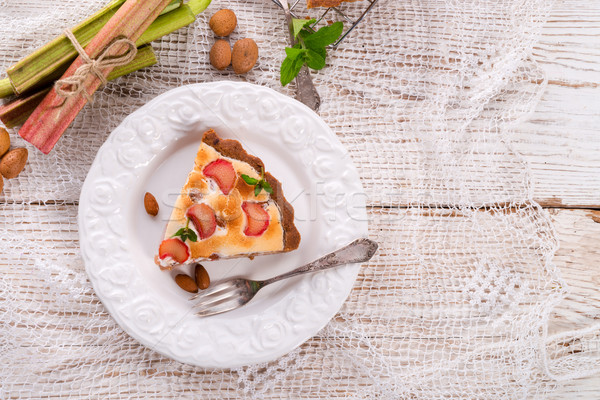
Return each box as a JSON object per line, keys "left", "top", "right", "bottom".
{"left": 144, "top": 192, "right": 159, "bottom": 216}
{"left": 231, "top": 38, "right": 259, "bottom": 75}
{"left": 0, "top": 128, "right": 10, "bottom": 157}
{"left": 175, "top": 274, "right": 199, "bottom": 293}
{"left": 195, "top": 264, "right": 211, "bottom": 290}
{"left": 0, "top": 147, "right": 27, "bottom": 179}
{"left": 209, "top": 9, "right": 237, "bottom": 37}
{"left": 210, "top": 39, "right": 232, "bottom": 71}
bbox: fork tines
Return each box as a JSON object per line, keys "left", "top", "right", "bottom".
{"left": 190, "top": 280, "right": 233, "bottom": 301}
{"left": 190, "top": 279, "right": 246, "bottom": 317}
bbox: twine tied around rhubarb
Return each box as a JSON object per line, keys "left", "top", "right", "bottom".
{"left": 54, "top": 29, "right": 137, "bottom": 102}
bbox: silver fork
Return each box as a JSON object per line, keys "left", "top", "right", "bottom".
{"left": 190, "top": 238, "right": 378, "bottom": 317}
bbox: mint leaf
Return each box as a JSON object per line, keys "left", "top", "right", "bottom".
{"left": 172, "top": 226, "right": 198, "bottom": 243}
{"left": 305, "top": 48, "right": 326, "bottom": 70}
{"left": 304, "top": 22, "right": 343, "bottom": 49}
{"left": 311, "top": 46, "right": 326, "bottom": 60}
{"left": 241, "top": 174, "right": 259, "bottom": 185}
{"left": 280, "top": 57, "right": 295, "bottom": 86}
{"left": 298, "top": 29, "right": 311, "bottom": 41}
{"left": 280, "top": 56, "right": 304, "bottom": 86}
{"left": 173, "top": 228, "right": 186, "bottom": 238}
{"left": 261, "top": 180, "right": 273, "bottom": 194}
{"left": 280, "top": 21, "right": 343, "bottom": 87}
{"left": 292, "top": 18, "right": 315, "bottom": 39}
{"left": 285, "top": 47, "right": 306, "bottom": 60}
{"left": 186, "top": 228, "right": 198, "bottom": 243}
{"left": 244, "top": 167, "right": 275, "bottom": 197}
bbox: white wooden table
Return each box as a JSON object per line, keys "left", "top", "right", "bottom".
{"left": 2, "top": 0, "right": 599, "bottom": 397}
{"left": 519, "top": 0, "right": 600, "bottom": 396}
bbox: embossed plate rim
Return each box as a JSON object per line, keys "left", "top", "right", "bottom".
{"left": 79, "top": 81, "right": 368, "bottom": 368}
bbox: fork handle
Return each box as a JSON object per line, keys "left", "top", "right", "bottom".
{"left": 260, "top": 238, "right": 378, "bottom": 287}
{"left": 294, "top": 66, "right": 321, "bottom": 112}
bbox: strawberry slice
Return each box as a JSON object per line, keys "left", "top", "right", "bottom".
{"left": 203, "top": 159, "right": 236, "bottom": 195}
{"left": 158, "top": 238, "right": 189, "bottom": 263}
{"left": 242, "top": 202, "right": 270, "bottom": 236}
{"left": 186, "top": 203, "right": 217, "bottom": 239}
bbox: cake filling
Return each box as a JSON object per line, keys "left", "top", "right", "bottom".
{"left": 158, "top": 141, "right": 285, "bottom": 268}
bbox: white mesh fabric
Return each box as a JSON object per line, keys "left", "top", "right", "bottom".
{"left": 0, "top": 0, "right": 597, "bottom": 398}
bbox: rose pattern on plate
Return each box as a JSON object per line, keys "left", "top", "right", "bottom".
{"left": 257, "top": 96, "right": 281, "bottom": 121}
{"left": 281, "top": 115, "right": 310, "bottom": 149}
{"left": 256, "top": 320, "right": 289, "bottom": 351}
{"left": 79, "top": 82, "right": 368, "bottom": 368}
{"left": 120, "top": 297, "right": 166, "bottom": 336}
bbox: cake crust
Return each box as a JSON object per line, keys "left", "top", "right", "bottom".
{"left": 201, "top": 130, "right": 301, "bottom": 252}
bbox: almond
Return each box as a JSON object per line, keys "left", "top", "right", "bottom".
{"left": 195, "top": 264, "right": 210, "bottom": 290}
{"left": 0, "top": 174, "right": 3, "bottom": 194}
{"left": 231, "top": 38, "right": 258, "bottom": 75}
{"left": 144, "top": 192, "right": 159, "bottom": 216}
{"left": 209, "top": 9, "right": 237, "bottom": 37}
{"left": 210, "top": 39, "right": 232, "bottom": 71}
{"left": 0, "top": 147, "right": 27, "bottom": 179}
{"left": 0, "top": 128, "right": 10, "bottom": 157}
{"left": 175, "top": 274, "right": 199, "bottom": 293}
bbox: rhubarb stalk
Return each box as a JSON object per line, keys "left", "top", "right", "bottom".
{"left": 0, "top": 79, "right": 12, "bottom": 98}
{"left": 0, "top": 45, "right": 157, "bottom": 129}
{"left": 19, "top": 0, "right": 173, "bottom": 153}
{"left": 0, "top": 0, "right": 200, "bottom": 98}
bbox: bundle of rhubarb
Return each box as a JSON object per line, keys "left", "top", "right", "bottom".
{"left": 0, "top": 0, "right": 211, "bottom": 154}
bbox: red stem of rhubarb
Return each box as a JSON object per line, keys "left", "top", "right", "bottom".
{"left": 19, "top": 0, "right": 172, "bottom": 154}
{"left": 0, "top": 89, "right": 50, "bottom": 128}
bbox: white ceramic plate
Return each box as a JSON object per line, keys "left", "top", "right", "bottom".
{"left": 79, "top": 82, "right": 367, "bottom": 368}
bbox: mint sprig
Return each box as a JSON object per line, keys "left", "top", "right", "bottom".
{"left": 241, "top": 167, "right": 273, "bottom": 197}
{"left": 172, "top": 218, "right": 198, "bottom": 242}
{"left": 280, "top": 20, "right": 343, "bottom": 86}
{"left": 292, "top": 18, "right": 315, "bottom": 38}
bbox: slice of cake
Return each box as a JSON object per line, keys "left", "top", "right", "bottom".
{"left": 156, "top": 130, "right": 301, "bottom": 269}
{"left": 307, "top": 0, "right": 362, "bottom": 9}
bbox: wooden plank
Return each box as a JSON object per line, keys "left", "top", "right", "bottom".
{"left": 544, "top": 206, "right": 600, "bottom": 363}
{"left": 1, "top": 204, "right": 598, "bottom": 333}
{"left": 520, "top": 0, "right": 600, "bottom": 208}
{"left": 547, "top": 202, "right": 600, "bottom": 397}
{"left": 0, "top": 1, "right": 597, "bottom": 209}
{"left": 1, "top": 0, "right": 599, "bottom": 397}
{"left": 1, "top": 204, "right": 599, "bottom": 397}
{"left": 1, "top": 335, "right": 572, "bottom": 399}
